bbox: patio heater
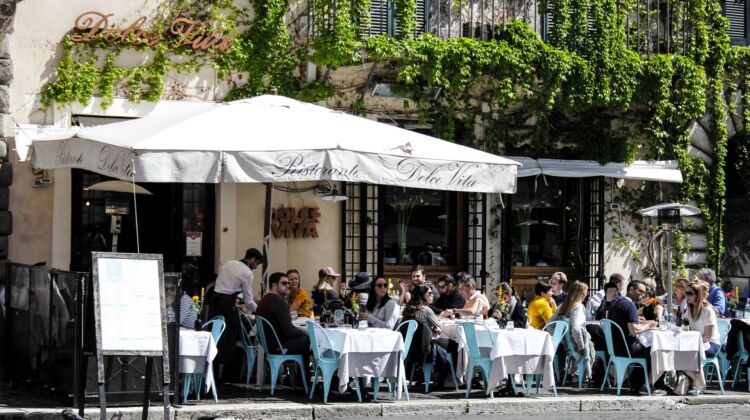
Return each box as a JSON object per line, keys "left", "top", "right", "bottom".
{"left": 636, "top": 203, "right": 701, "bottom": 316}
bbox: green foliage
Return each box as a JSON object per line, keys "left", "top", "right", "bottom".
{"left": 40, "top": 0, "right": 748, "bottom": 272}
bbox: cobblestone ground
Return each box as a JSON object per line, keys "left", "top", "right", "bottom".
{"left": 347, "top": 407, "right": 750, "bottom": 420}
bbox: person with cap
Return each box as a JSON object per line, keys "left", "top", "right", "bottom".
{"left": 360, "top": 274, "right": 400, "bottom": 329}
{"left": 312, "top": 266, "right": 345, "bottom": 311}
{"left": 208, "top": 247, "right": 263, "bottom": 383}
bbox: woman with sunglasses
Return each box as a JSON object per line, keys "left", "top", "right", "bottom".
{"left": 360, "top": 275, "right": 399, "bottom": 329}
{"left": 684, "top": 280, "right": 721, "bottom": 358}
{"left": 402, "top": 285, "right": 450, "bottom": 389}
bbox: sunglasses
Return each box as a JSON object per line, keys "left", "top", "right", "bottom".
{"left": 685, "top": 291, "right": 696, "bottom": 296}
{"left": 279, "top": 281, "right": 289, "bottom": 286}
{"left": 375, "top": 283, "right": 388, "bottom": 288}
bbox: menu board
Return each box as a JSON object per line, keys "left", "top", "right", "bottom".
{"left": 92, "top": 252, "right": 166, "bottom": 355}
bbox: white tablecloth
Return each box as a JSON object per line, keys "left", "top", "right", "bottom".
{"left": 487, "top": 328, "right": 556, "bottom": 392}
{"left": 639, "top": 329, "right": 706, "bottom": 390}
{"left": 315, "top": 327, "right": 405, "bottom": 396}
{"left": 179, "top": 329, "right": 218, "bottom": 392}
{"left": 440, "top": 320, "right": 498, "bottom": 384}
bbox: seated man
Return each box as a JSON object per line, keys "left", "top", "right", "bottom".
{"left": 605, "top": 280, "right": 657, "bottom": 393}
{"left": 256, "top": 272, "right": 310, "bottom": 360}
{"left": 434, "top": 274, "right": 466, "bottom": 311}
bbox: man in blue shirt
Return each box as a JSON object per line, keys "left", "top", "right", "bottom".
{"left": 699, "top": 268, "right": 726, "bottom": 317}
{"left": 605, "top": 280, "right": 657, "bottom": 393}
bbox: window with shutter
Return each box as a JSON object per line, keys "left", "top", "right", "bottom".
{"left": 361, "top": 0, "right": 427, "bottom": 38}
{"left": 722, "top": 0, "right": 749, "bottom": 45}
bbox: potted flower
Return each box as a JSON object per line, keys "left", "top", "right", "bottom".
{"left": 727, "top": 290, "right": 738, "bottom": 318}
{"left": 191, "top": 287, "right": 205, "bottom": 330}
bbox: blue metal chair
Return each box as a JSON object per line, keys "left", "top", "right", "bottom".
{"left": 237, "top": 312, "right": 257, "bottom": 384}
{"left": 306, "top": 320, "right": 361, "bottom": 403}
{"left": 599, "top": 319, "right": 651, "bottom": 396}
{"left": 731, "top": 327, "right": 749, "bottom": 388}
{"left": 525, "top": 321, "right": 566, "bottom": 396}
{"left": 703, "top": 318, "right": 729, "bottom": 394}
{"left": 182, "top": 315, "right": 225, "bottom": 403}
{"left": 373, "top": 319, "right": 417, "bottom": 401}
{"left": 559, "top": 319, "right": 608, "bottom": 389}
{"left": 462, "top": 322, "right": 495, "bottom": 398}
{"left": 255, "top": 316, "right": 309, "bottom": 396}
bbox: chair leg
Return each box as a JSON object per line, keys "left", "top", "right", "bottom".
{"left": 354, "top": 378, "right": 363, "bottom": 402}
{"left": 322, "top": 368, "right": 336, "bottom": 404}
{"left": 295, "top": 360, "right": 309, "bottom": 395}
{"left": 716, "top": 360, "right": 725, "bottom": 394}
{"left": 372, "top": 377, "right": 381, "bottom": 401}
{"left": 270, "top": 362, "right": 281, "bottom": 396}
{"left": 259, "top": 360, "right": 266, "bottom": 392}
{"left": 423, "top": 363, "right": 433, "bottom": 393}
{"left": 402, "top": 374, "right": 410, "bottom": 401}
{"left": 641, "top": 364, "right": 651, "bottom": 396}
{"left": 614, "top": 365, "right": 626, "bottom": 396}
{"left": 465, "top": 366, "right": 473, "bottom": 398}
{"left": 246, "top": 352, "right": 256, "bottom": 384}
{"left": 600, "top": 361, "right": 611, "bottom": 392}
{"left": 309, "top": 366, "right": 319, "bottom": 400}
{"left": 182, "top": 374, "right": 191, "bottom": 401}
{"left": 447, "top": 355, "right": 459, "bottom": 392}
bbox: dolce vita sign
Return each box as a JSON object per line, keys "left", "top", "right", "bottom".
{"left": 70, "top": 11, "right": 233, "bottom": 51}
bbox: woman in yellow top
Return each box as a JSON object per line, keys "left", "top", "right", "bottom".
{"left": 286, "top": 269, "right": 313, "bottom": 318}
{"left": 528, "top": 281, "right": 557, "bottom": 329}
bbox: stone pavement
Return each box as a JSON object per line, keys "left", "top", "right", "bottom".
{"left": 1, "top": 382, "right": 750, "bottom": 419}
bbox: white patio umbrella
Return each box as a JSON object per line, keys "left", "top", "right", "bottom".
{"left": 28, "top": 94, "right": 521, "bottom": 290}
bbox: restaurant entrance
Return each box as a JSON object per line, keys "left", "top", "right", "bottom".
{"left": 70, "top": 169, "right": 216, "bottom": 294}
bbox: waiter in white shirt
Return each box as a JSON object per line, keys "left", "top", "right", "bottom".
{"left": 209, "top": 247, "right": 263, "bottom": 383}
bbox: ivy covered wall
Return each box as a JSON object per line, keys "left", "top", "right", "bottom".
{"left": 38, "top": 0, "right": 750, "bottom": 274}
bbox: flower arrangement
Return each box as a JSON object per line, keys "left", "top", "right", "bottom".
{"left": 494, "top": 293, "right": 511, "bottom": 320}
{"left": 727, "top": 288, "right": 739, "bottom": 311}
{"left": 191, "top": 287, "right": 205, "bottom": 315}
{"left": 647, "top": 297, "right": 657, "bottom": 306}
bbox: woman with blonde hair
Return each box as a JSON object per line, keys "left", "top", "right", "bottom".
{"left": 684, "top": 280, "right": 721, "bottom": 358}
{"left": 551, "top": 281, "right": 595, "bottom": 381}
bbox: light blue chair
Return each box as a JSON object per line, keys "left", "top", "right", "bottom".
{"left": 559, "top": 319, "right": 608, "bottom": 388}
{"left": 237, "top": 312, "right": 257, "bottom": 384}
{"left": 182, "top": 316, "right": 225, "bottom": 403}
{"left": 599, "top": 319, "right": 651, "bottom": 396}
{"left": 731, "top": 328, "right": 749, "bottom": 388}
{"left": 410, "top": 352, "right": 460, "bottom": 393}
{"left": 703, "top": 318, "right": 729, "bottom": 394}
{"left": 373, "top": 319, "right": 417, "bottom": 401}
{"left": 462, "top": 322, "right": 495, "bottom": 398}
{"left": 256, "top": 316, "right": 309, "bottom": 396}
{"left": 307, "top": 320, "right": 361, "bottom": 403}
{"left": 525, "top": 321, "right": 566, "bottom": 396}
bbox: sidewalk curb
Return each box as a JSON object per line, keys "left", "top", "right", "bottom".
{"left": 2, "top": 395, "right": 750, "bottom": 419}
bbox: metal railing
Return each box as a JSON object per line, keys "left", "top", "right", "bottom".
{"left": 306, "top": 0, "right": 711, "bottom": 56}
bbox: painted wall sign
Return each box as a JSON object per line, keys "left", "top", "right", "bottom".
{"left": 271, "top": 206, "right": 321, "bottom": 239}
{"left": 70, "top": 11, "right": 233, "bottom": 51}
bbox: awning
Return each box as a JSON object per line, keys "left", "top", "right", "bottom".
{"left": 511, "top": 157, "right": 683, "bottom": 183}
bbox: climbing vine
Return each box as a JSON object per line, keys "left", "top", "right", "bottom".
{"left": 40, "top": 0, "right": 748, "bottom": 273}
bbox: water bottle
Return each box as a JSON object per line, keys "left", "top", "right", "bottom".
{"left": 675, "top": 307, "right": 682, "bottom": 328}
{"left": 743, "top": 299, "right": 750, "bottom": 320}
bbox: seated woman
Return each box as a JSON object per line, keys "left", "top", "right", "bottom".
{"left": 402, "top": 285, "right": 450, "bottom": 389}
{"left": 684, "top": 280, "right": 721, "bottom": 358}
{"left": 445, "top": 276, "right": 489, "bottom": 318}
{"left": 360, "top": 275, "right": 399, "bottom": 329}
{"left": 528, "top": 281, "right": 557, "bottom": 330}
{"left": 638, "top": 288, "right": 664, "bottom": 324}
{"left": 286, "top": 269, "right": 313, "bottom": 318}
{"left": 551, "top": 281, "right": 595, "bottom": 381}
{"left": 489, "top": 282, "right": 527, "bottom": 328}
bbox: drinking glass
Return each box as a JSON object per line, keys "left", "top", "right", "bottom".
{"left": 290, "top": 310, "right": 298, "bottom": 321}
{"left": 505, "top": 321, "right": 514, "bottom": 331}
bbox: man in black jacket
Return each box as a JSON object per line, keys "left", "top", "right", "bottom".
{"left": 256, "top": 272, "right": 310, "bottom": 361}
{"left": 434, "top": 274, "right": 466, "bottom": 311}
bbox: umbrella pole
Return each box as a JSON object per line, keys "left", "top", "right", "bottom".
{"left": 261, "top": 183, "right": 272, "bottom": 296}
{"left": 131, "top": 158, "right": 141, "bottom": 253}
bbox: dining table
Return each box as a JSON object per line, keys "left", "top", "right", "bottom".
{"left": 315, "top": 326, "right": 406, "bottom": 398}
{"left": 638, "top": 328, "right": 706, "bottom": 389}
{"left": 179, "top": 329, "right": 218, "bottom": 394}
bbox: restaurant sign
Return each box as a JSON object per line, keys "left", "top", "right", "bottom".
{"left": 70, "top": 11, "right": 233, "bottom": 51}
{"left": 271, "top": 206, "right": 321, "bottom": 239}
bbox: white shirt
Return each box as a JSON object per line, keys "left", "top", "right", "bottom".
{"left": 684, "top": 305, "right": 720, "bottom": 345}
{"left": 214, "top": 260, "right": 256, "bottom": 311}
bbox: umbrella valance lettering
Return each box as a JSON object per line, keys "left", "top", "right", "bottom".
{"left": 271, "top": 206, "right": 320, "bottom": 239}
{"left": 52, "top": 143, "right": 135, "bottom": 179}
{"left": 70, "top": 11, "right": 232, "bottom": 51}
{"left": 274, "top": 153, "right": 360, "bottom": 179}
{"left": 395, "top": 158, "right": 480, "bottom": 189}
